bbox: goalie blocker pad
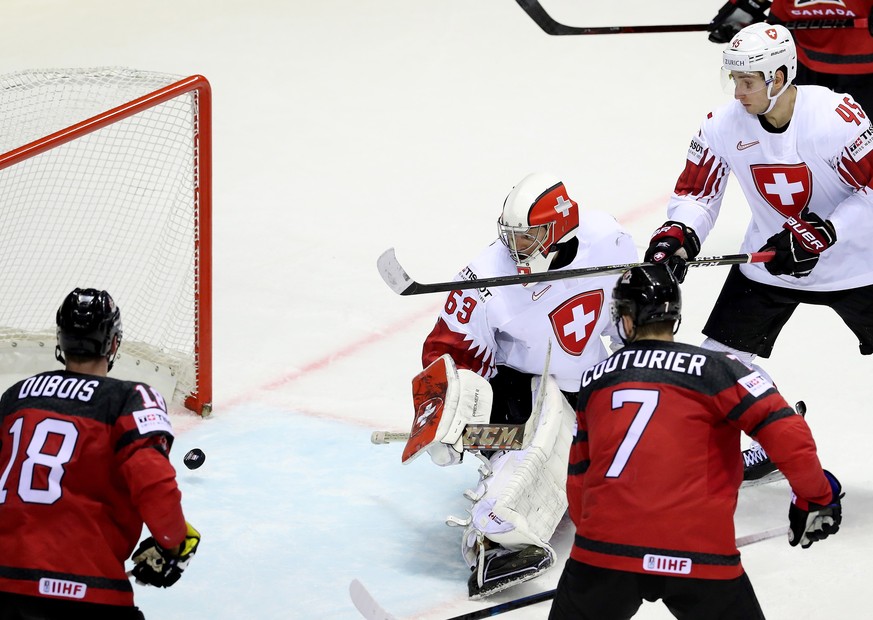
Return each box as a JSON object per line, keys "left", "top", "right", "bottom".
{"left": 402, "top": 354, "right": 493, "bottom": 464}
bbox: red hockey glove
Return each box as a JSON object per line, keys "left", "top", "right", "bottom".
{"left": 789, "top": 470, "right": 843, "bottom": 549}
{"left": 644, "top": 221, "right": 701, "bottom": 283}
{"left": 761, "top": 211, "right": 836, "bottom": 278}
{"left": 131, "top": 522, "right": 201, "bottom": 587}
{"left": 708, "top": 0, "right": 771, "bottom": 43}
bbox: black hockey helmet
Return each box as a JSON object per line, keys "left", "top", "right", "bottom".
{"left": 55, "top": 288, "right": 123, "bottom": 368}
{"left": 611, "top": 265, "right": 682, "bottom": 331}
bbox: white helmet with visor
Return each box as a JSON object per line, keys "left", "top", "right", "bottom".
{"left": 497, "top": 172, "right": 579, "bottom": 275}
{"left": 722, "top": 22, "right": 797, "bottom": 113}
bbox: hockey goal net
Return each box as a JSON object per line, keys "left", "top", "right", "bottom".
{"left": 0, "top": 67, "right": 212, "bottom": 415}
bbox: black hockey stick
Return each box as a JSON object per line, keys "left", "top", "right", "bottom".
{"left": 514, "top": 0, "right": 870, "bottom": 36}
{"left": 377, "top": 248, "right": 774, "bottom": 296}
{"left": 351, "top": 526, "right": 788, "bottom": 619}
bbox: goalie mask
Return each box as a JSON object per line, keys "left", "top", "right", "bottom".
{"left": 56, "top": 288, "right": 123, "bottom": 370}
{"left": 611, "top": 265, "right": 682, "bottom": 343}
{"left": 497, "top": 173, "right": 579, "bottom": 275}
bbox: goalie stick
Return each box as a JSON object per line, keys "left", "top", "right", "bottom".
{"left": 374, "top": 424, "right": 529, "bottom": 450}
{"left": 371, "top": 431, "right": 411, "bottom": 444}
{"left": 514, "top": 0, "right": 871, "bottom": 36}
{"left": 378, "top": 248, "right": 774, "bottom": 296}
{"left": 351, "top": 525, "right": 789, "bottom": 620}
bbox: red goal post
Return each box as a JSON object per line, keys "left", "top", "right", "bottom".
{"left": 0, "top": 67, "right": 212, "bottom": 416}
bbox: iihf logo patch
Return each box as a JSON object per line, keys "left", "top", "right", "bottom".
{"left": 642, "top": 554, "right": 692, "bottom": 575}
{"left": 39, "top": 578, "right": 87, "bottom": 599}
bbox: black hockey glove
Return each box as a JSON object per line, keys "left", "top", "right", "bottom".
{"left": 708, "top": 0, "right": 772, "bottom": 43}
{"left": 789, "top": 470, "right": 843, "bottom": 549}
{"left": 643, "top": 221, "right": 701, "bottom": 283}
{"left": 131, "top": 522, "right": 201, "bottom": 587}
{"left": 761, "top": 211, "right": 836, "bottom": 278}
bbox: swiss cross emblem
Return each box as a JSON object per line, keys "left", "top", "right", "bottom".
{"left": 765, "top": 28, "right": 778, "bottom": 40}
{"left": 554, "top": 196, "right": 573, "bottom": 218}
{"left": 548, "top": 290, "right": 603, "bottom": 356}
{"left": 750, "top": 163, "right": 812, "bottom": 218}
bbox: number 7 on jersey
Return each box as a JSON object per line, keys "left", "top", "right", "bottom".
{"left": 605, "top": 389, "right": 659, "bottom": 478}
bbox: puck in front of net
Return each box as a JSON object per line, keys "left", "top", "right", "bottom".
{"left": 183, "top": 448, "right": 206, "bottom": 470}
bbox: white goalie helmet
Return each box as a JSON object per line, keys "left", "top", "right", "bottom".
{"left": 722, "top": 23, "right": 797, "bottom": 110}
{"left": 497, "top": 172, "right": 579, "bottom": 275}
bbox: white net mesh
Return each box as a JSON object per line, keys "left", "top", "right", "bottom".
{"left": 0, "top": 67, "right": 207, "bottom": 410}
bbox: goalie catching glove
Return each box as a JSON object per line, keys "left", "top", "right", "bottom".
{"left": 131, "top": 522, "right": 201, "bottom": 587}
{"left": 789, "top": 470, "right": 843, "bottom": 549}
{"left": 761, "top": 211, "right": 836, "bottom": 278}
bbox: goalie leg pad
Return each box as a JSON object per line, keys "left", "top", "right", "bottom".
{"left": 402, "top": 354, "right": 493, "bottom": 465}
{"left": 459, "top": 375, "right": 575, "bottom": 571}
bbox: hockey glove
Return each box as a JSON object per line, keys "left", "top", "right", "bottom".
{"left": 643, "top": 221, "right": 701, "bottom": 283}
{"left": 708, "top": 0, "right": 771, "bottom": 43}
{"left": 131, "top": 522, "right": 201, "bottom": 587}
{"left": 761, "top": 211, "right": 836, "bottom": 278}
{"left": 789, "top": 470, "right": 843, "bottom": 549}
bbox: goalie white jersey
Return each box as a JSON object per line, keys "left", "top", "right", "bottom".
{"left": 667, "top": 85, "right": 873, "bottom": 292}
{"left": 422, "top": 210, "right": 637, "bottom": 393}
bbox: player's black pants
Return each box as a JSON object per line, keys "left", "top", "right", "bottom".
{"left": 548, "top": 559, "right": 765, "bottom": 620}
{"left": 0, "top": 592, "right": 145, "bottom": 620}
{"left": 795, "top": 62, "right": 873, "bottom": 120}
{"left": 703, "top": 266, "right": 873, "bottom": 358}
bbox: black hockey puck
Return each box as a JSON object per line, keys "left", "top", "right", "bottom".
{"left": 183, "top": 448, "right": 206, "bottom": 470}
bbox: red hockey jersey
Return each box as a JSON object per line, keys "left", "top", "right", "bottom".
{"left": 568, "top": 341, "right": 831, "bottom": 580}
{"left": 0, "top": 371, "right": 187, "bottom": 606}
{"left": 771, "top": 0, "right": 873, "bottom": 75}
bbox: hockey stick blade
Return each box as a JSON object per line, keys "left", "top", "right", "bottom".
{"left": 350, "top": 527, "right": 786, "bottom": 619}
{"left": 515, "top": 0, "right": 869, "bottom": 36}
{"left": 378, "top": 248, "right": 774, "bottom": 296}
{"left": 350, "top": 579, "right": 399, "bottom": 620}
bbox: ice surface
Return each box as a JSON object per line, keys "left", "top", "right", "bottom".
{"left": 4, "top": 1, "right": 871, "bottom": 617}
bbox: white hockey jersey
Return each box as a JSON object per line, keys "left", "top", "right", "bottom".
{"left": 421, "top": 210, "right": 638, "bottom": 393}
{"left": 667, "top": 85, "right": 873, "bottom": 291}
